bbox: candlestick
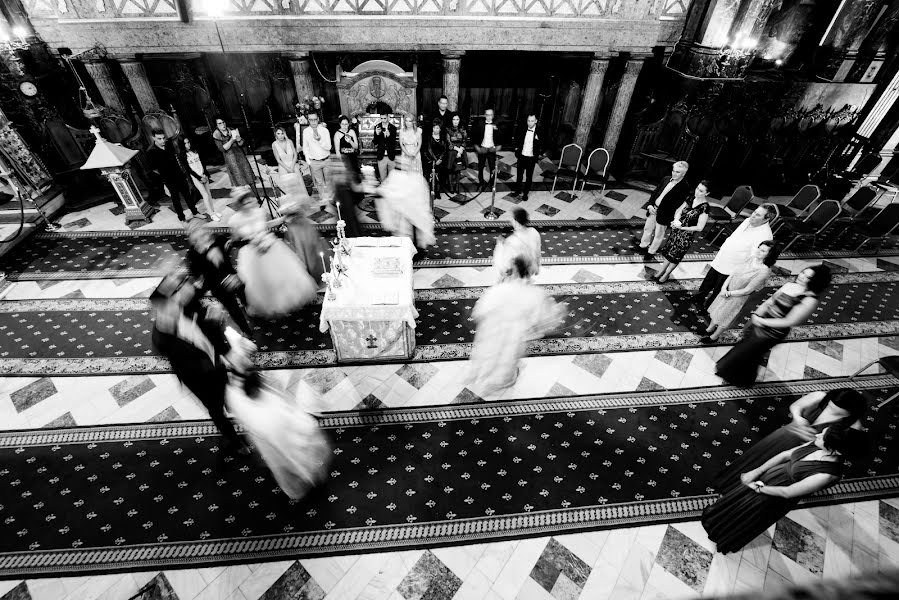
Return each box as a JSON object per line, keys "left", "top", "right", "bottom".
{"left": 336, "top": 202, "right": 342, "bottom": 222}
{"left": 319, "top": 251, "right": 327, "bottom": 273}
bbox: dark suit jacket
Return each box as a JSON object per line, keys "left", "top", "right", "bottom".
{"left": 373, "top": 123, "right": 398, "bottom": 161}
{"left": 146, "top": 141, "right": 185, "bottom": 186}
{"left": 514, "top": 127, "right": 543, "bottom": 160}
{"left": 432, "top": 109, "right": 456, "bottom": 130}
{"left": 472, "top": 121, "right": 503, "bottom": 150}
{"left": 186, "top": 236, "right": 241, "bottom": 296}
{"left": 642, "top": 176, "right": 691, "bottom": 226}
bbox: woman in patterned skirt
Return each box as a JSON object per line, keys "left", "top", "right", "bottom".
{"left": 702, "top": 240, "right": 777, "bottom": 343}
{"left": 213, "top": 117, "right": 255, "bottom": 189}
{"left": 651, "top": 181, "right": 711, "bottom": 283}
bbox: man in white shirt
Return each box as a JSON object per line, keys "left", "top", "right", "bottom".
{"left": 692, "top": 203, "right": 777, "bottom": 308}
{"left": 302, "top": 112, "right": 332, "bottom": 202}
{"left": 510, "top": 114, "right": 542, "bottom": 202}
{"left": 639, "top": 161, "right": 691, "bottom": 256}
{"left": 473, "top": 108, "right": 503, "bottom": 189}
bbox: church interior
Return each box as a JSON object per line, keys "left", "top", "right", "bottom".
{"left": 1, "top": 0, "right": 899, "bottom": 599}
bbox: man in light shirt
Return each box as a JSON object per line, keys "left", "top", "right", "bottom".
{"left": 472, "top": 108, "right": 503, "bottom": 190}
{"left": 639, "top": 161, "right": 691, "bottom": 256}
{"left": 302, "top": 112, "right": 332, "bottom": 201}
{"left": 510, "top": 114, "right": 542, "bottom": 202}
{"left": 691, "top": 203, "right": 777, "bottom": 308}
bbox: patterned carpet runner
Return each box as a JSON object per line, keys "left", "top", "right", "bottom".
{"left": 1, "top": 376, "right": 896, "bottom": 578}
{"left": 1, "top": 221, "right": 893, "bottom": 280}
{"left": 0, "top": 274, "right": 896, "bottom": 375}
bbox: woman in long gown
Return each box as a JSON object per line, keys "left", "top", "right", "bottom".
{"left": 652, "top": 181, "right": 711, "bottom": 283}
{"left": 376, "top": 159, "right": 436, "bottom": 252}
{"left": 399, "top": 113, "right": 423, "bottom": 175}
{"left": 423, "top": 121, "right": 449, "bottom": 199}
{"left": 702, "top": 425, "right": 855, "bottom": 554}
{"left": 272, "top": 127, "right": 300, "bottom": 174}
{"left": 182, "top": 136, "right": 221, "bottom": 221}
{"left": 446, "top": 114, "right": 468, "bottom": 194}
{"left": 228, "top": 191, "right": 318, "bottom": 318}
{"left": 712, "top": 388, "right": 866, "bottom": 492}
{"left": 213, "top": 117, "right": 255, "bottom": 188}
{"left": 469, "top": 256, "right": 567, "bottom": 395}
{"left": 716, "top": 265, "right": 832, "bottom": 386}
{"left": 226, "top": 374, "right": 330, "bottom": 500}
{"left": 702, "top": 240, "right": 776, "bottom": 343}
{"left": 492, "top": 207, "right": 541, "bottom": 281}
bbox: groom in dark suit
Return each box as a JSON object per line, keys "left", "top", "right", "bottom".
{"left": 639, "top": 160, "right": 690, "bottom": 256}
{"left": 509, "top": 114, "right": 543, "bottom": 202}
{"left": 151, "top": 273, "right": 249, "bottom": 455}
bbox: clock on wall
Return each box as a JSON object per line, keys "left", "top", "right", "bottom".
{"left": 19, "top": 82, "right": 38, "bottom": 97}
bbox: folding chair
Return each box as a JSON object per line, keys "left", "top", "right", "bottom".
{"left": 545, "top": 143, "right": 583, "bottom": 193}
{"left": 780, "top": 200, "right": 842, "bottom": 253}
{"left": 832, "top": 186, "right": 878, "bottom": 235}
{"left": 842, "top": 203, "right": 899, "bottom": 253}
{"left": 849, "top": 356, "right": 899, "bottom": 409}
{"left": 579, "top": 147, "right": 610, "bottom": 193}
{"left": 780, "top": 184, "right": 821, "bottom": 220}
{"left": 708, "top": 185, "right": 755, "bottom": 244}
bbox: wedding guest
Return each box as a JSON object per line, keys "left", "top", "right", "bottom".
{"left": 432, "top": 95, "right": 455, "bottom": 133}
{"left": 692, "top": 204, "right": 777, "bottom": 309}
{"left": 399, "top": 113, "right": 423, "bottom": 174}
{"left": 229, "top": 190, "right": 317, "bottom": 318}
{"left": 213, "top": 117, "right": 255, "bottom": 189}
{"left": 272, "top": 127, "right": 300, "bottom": 174}
{"left": 716, "top": 265, "right": 832, "bottom": 387}
{"left": 376, "top": 157, "right": 436, "bottom": 254}
{"left": 280, "top": 199, "right": 329, "bottom": 284}
{"left": 334, "top": 115, "right": 360, "bottom": 175}
{"left": 702, "top": 425, "right": 857, "bottom": 554}
{"left": 373, "top": 114, "right": 398, "bottom": 181}
{"left": 651, "top": 181, "right": 711, "bottom": 283}
{"left": 446, "top": 114, "right": 468, "bottom": 194}
{"left": 147, "top": 129, "right": 197, "bottom": 222}
{"left": 493, "top": 207, "right": 541, "bottom": 280}
{"left": 703, "top": 241, "right": 776, "bottom": 343}
{"left": 302, "top": 112, "right": 332, "bottom": 201}
{"left": 509, "top": 114, "right": 542, "bottom": 202}
{"left": 182, "top": 137, "right": 221, "bottom": 222}
{"left": 151, "top": 272, "right": 249, "bottom": 455}
{"left": 424, "top": 121, "right": 449, "bottom": 199}
{"left": 712, "top": 388, "right": 866, "bottom": 493}
{"left": 186, "top": 220, "right": 252, "bottom": 336}
{"left": 469, "top": 256, "right": 566, "bottom": 395}
{"left": 639, "top": 161, "right": 690, "bottom": 256}
{"left": 472, "top": 108, "right": 502, "bottom": 189}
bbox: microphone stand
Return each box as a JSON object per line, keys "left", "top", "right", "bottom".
{"left": 235, "top": 92, "right": 275, "bottom": 212}
{"left": 484, "top": 153, "right": 500, "bottom": 220}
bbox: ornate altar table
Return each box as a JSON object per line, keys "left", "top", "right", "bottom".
{"left": 319, "top": 236, "right": 417, "bottom": 362}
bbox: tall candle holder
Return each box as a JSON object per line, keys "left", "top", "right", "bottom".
{"left": 335, "top": 219, "right": 351, "bottom": 256}
{"left": 322, "top": 273, "right": 337, "bottom": 300}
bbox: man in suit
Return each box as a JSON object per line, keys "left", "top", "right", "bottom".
{"left": 509, "top": 114, "right": 543, "bottom": 202}
{"left": 147, "top": 129, "right": 197, "bottom": 222}
{"left": 472, "top": 108, "right": 503, "bottom": 190}
{"left": 433, "top": 95, "right": 455, "bottom": 134}
{"left": 373, "top": 114, "right": 398, "bottom": 182}
{"left": 151, "top": 272, "right": 250, "bottom": 455}
{"left": 186, "top": 220, "right": 253, "bottom": 336}
{"left": 639, "top": 160, "right": 690, "bottom": 256}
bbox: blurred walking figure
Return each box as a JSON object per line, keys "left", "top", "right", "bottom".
{"left": 280, "top": 198, "right": 329, "bottom": 285}
{"left": 492, "top": 207, "right": 541, "bottom": 281}
{"left": 229, "top": 190, "right": 317, "bottom": 318}
{"left": 332, "top": 161, "right": 365, "bottom": 238}
{"left": 469, "top": 256, "right": 567, "bottom": 395}
{"left": 376, "top": 156, "right": 436, "bottom": 253}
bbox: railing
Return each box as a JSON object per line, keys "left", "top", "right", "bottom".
{"left": 28, "top": 0, "right": 685, "bottom": 21}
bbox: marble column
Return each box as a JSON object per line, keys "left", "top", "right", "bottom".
{"left": 574, "top": 54, "right": 610, "bottom": 148}
{"left": 118, "top": 56, "right": 160, "bottom": 114}
{"left": 285, "top": 52, "right": 315, "bottom": 103}
{"left": 602, "top": 55, "right": 648, "bottom": 162}
{"left": 701, "top": 0, "right": 744, "bottom": 47}
{"left": 83, "top": 59, "right": 126, "bottom": 113}
{"left": 441, "top": 51, "right": 464, "bottom": 113}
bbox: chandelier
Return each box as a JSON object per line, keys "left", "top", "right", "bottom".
{"left": 0, "top": 26, "right": 30, "bottom": 54}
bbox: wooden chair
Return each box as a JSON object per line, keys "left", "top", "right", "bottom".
{"left": 578, "top": 148, "right": 610, "bottom": 193}
{"left": 545, "top": 143, "right": 583, "bottom": 193}
{"left": 780, "top": 200, "right": 842, "bottom": 253}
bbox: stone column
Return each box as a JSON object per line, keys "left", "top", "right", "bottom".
{"left": 83, "top": 59, "right": 126, "bottom": 113}
{"left": 285, "top": 51, "right": 315, "bottom": 103}
{"left": 118, "top": 56, "right": 160, "bottom": 114}
{"left": 441, "top": 51, "right": 464, "bottom": 113}
{"left": 574, "top": 54, "right": 610, "bottom": 147}
{"left": 701, "top": 0, "right": 745, "bottom": 47}
{"left": 602, "top": 55, "right": 648, "bottom": 162}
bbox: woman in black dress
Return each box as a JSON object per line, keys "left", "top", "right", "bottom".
{"left": 423, "top": 121, "right": 449, "bottom": 199}
{"left": 446, "top": 114, "right": 468, "bottom": 194}
{"left": 716, "top": 265, "right": 832, "bottom": 387}
{"left": 702, "top": 424, "right": 855, "bottom": 554}
{"left": 334, "top": 115, "right": 360, "bottom": 175}
{"left": 652, "top": 181, "right": 711, "bottom": 283}
{"left": 712, "top": 388, "right": 866, "bottom": 491}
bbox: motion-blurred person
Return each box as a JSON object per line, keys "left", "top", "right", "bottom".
{"left": 150, "top": 272, "right": 249, "bottom": 455}
{"left": 468, "top": 256, "right": 567, "bottom": 395}
{"left": 376, "top": 156, "right": 436, "bottom": 255}
{"left": 332, "top": 161, "right": 365, "bottom": 238}
{"left": 229, "top": 190, "right": 317, "bottom": 318}
{"left": 702, "top": 425, "right": 858, "bottom": 554}
{"left": 712, "top": 388, "right": 867, "bottom": 493}
{"left": 186, "top": 219, "right": 252, "bottom": 336}
{"left": 492, "top": 207, "right": 541, "bottom": 280}
{"left": 280, "top": 198, "right": 329, "bottom": 285}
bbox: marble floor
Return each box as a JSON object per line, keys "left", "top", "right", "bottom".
{"left": 1, "top": 170, "right": 898, "bottom": 600}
